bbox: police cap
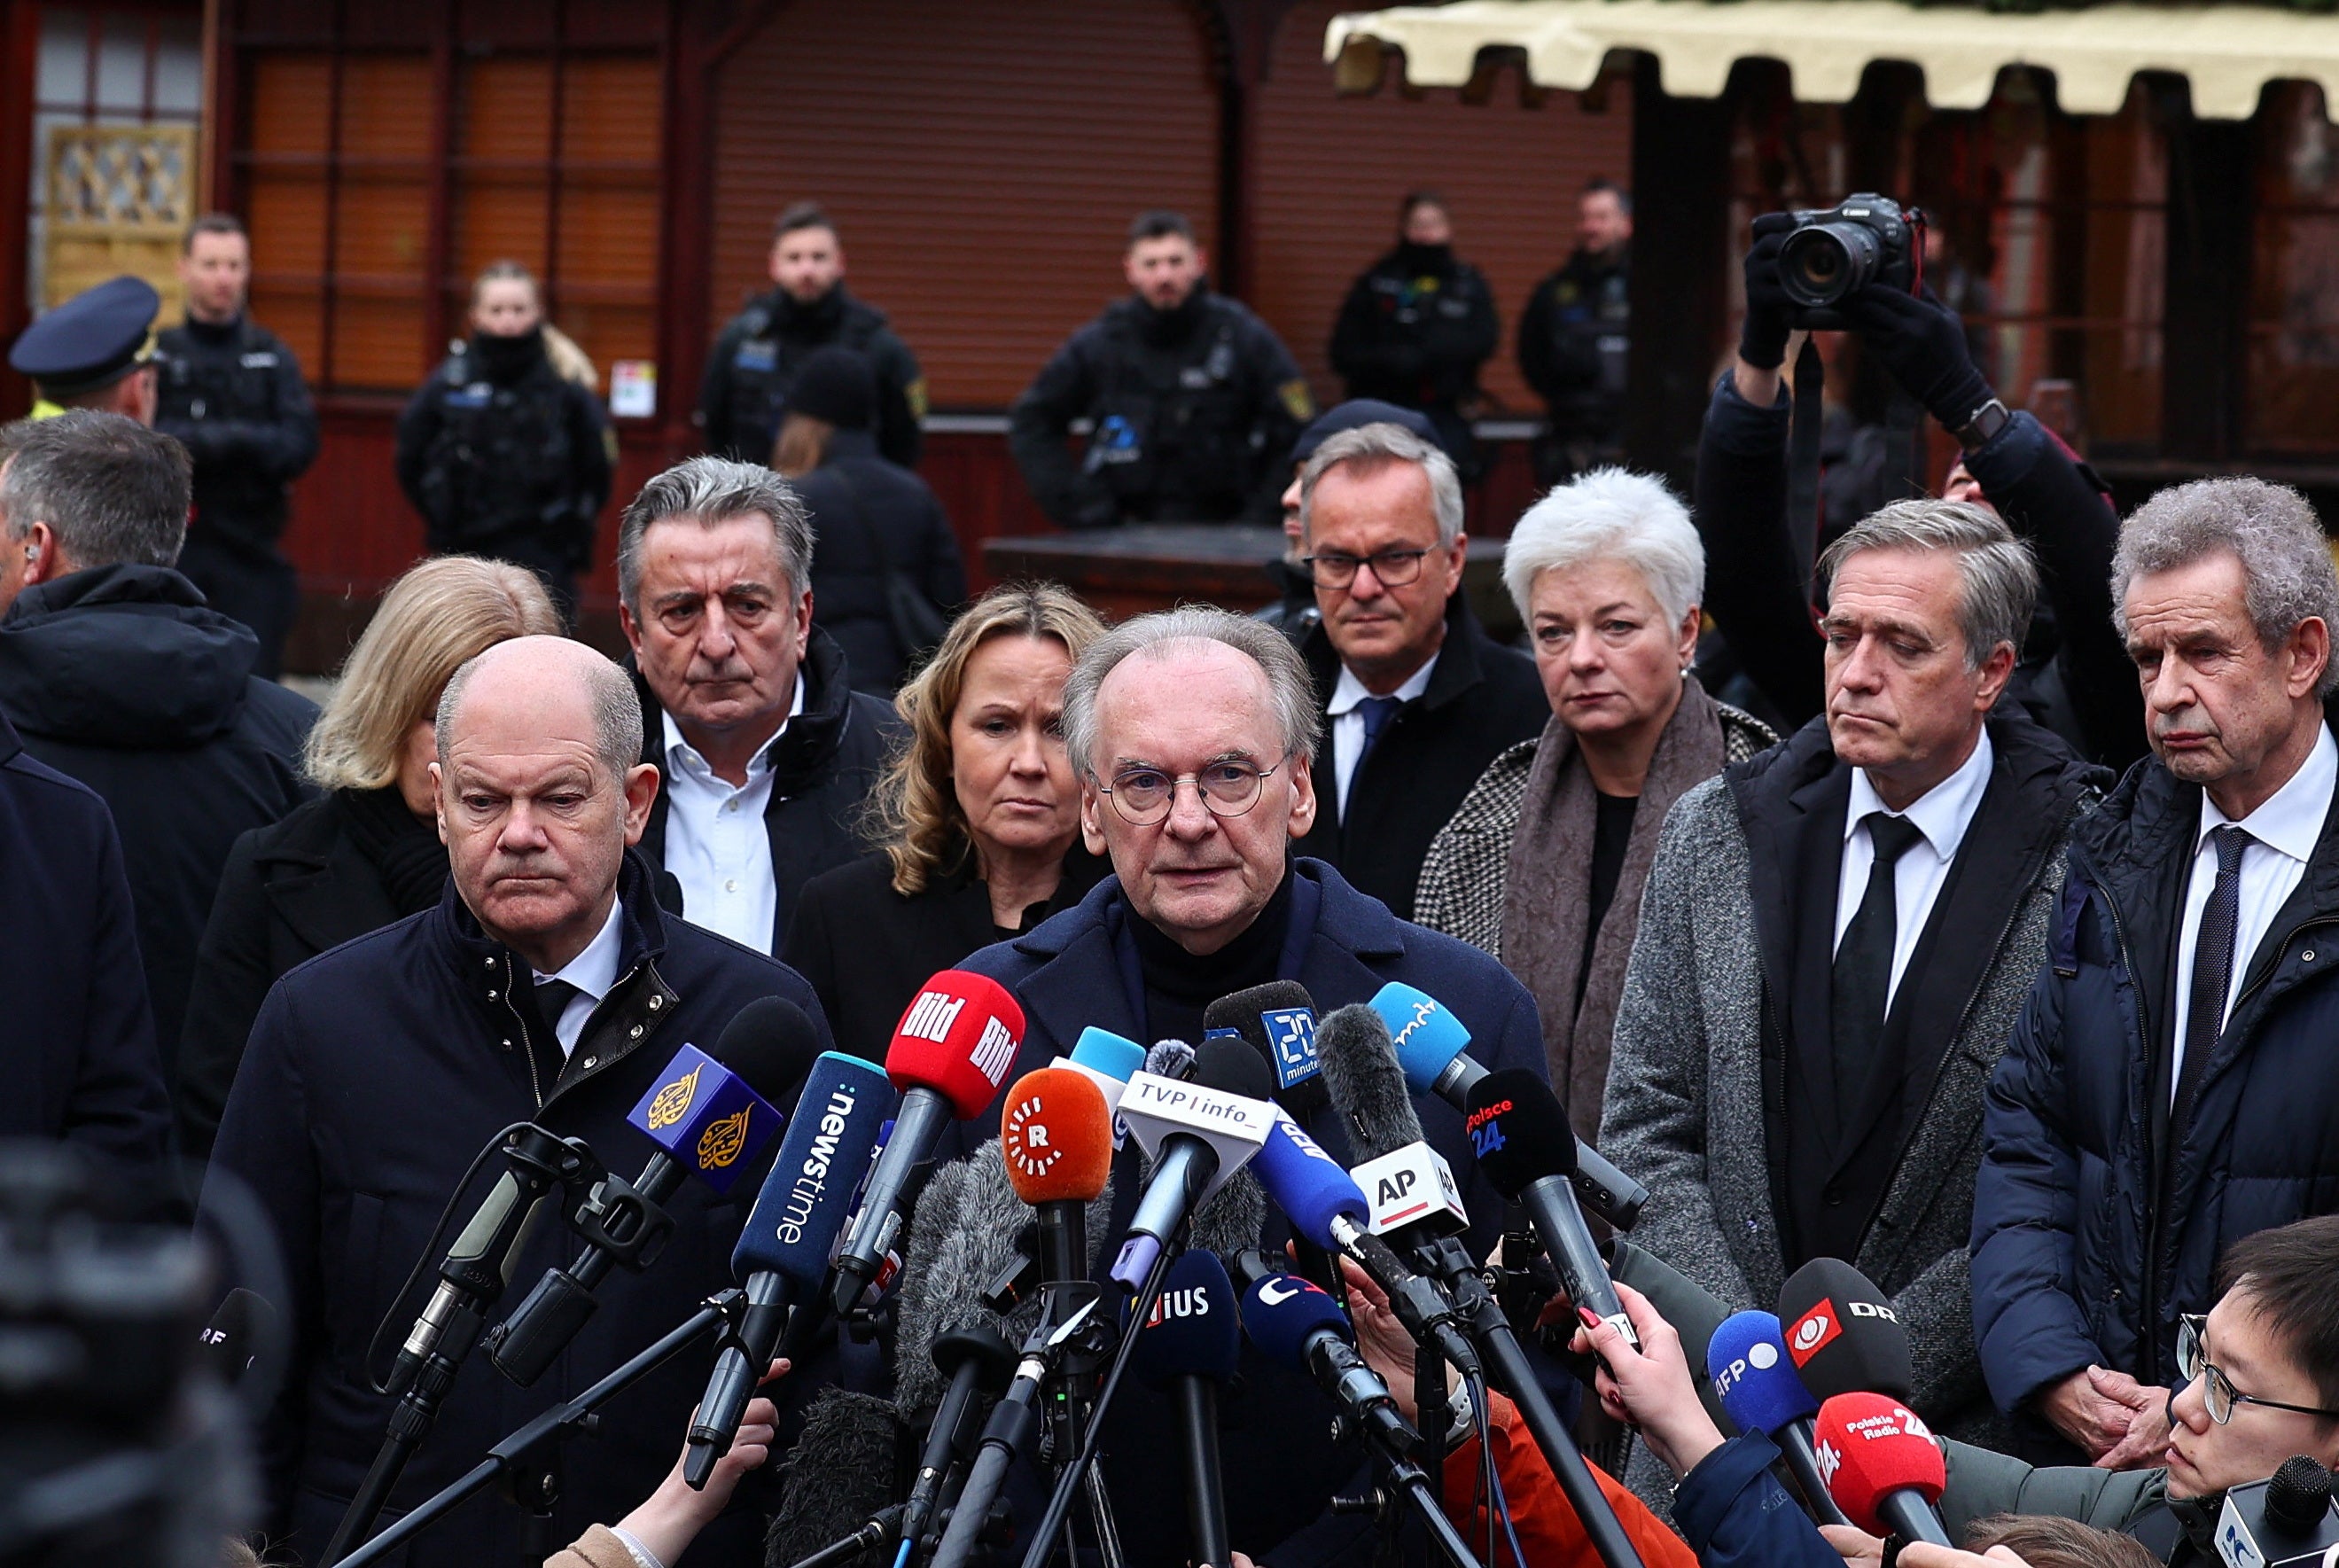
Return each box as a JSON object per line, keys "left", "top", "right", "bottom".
{"left": 9, "top": 276, "right": 160, "bottom": 398}
{"left": 1290, "top": 398, "right": 1438, "bottom": 468}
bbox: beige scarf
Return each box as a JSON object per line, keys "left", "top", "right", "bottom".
{"left": 1501, "top": 675, "right": 1727, "bottom": 1141}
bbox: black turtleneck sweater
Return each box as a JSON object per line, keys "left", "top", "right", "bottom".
{"left": 1127, "top": 868, "right": 1294, "bottom": 1046}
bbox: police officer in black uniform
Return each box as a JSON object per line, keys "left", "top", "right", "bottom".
{"left": 1327, "top": 191, "right": 1499, "bottom": 482}
{"left": 1010, "top": 210, "right": 1313, "bottom": 530}
{"left": 1519, "top": 177, "right": 1634, "bottom": 488}
{"left": 394, "top": 261, "right": 612, "bottom": 622}
{"left": 152, "top": 214, "right": 319, "bottom": 678}
{"left": 698, "top": 200, "right": 925, "bottom": 469}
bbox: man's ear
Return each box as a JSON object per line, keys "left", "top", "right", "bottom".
{"left": 621, "top": 761, "right": 660, "bottom": 844}
{"left": 429, "top": 761, "right": 448, "bottom": 845}
{"left": 1285, "top": 753, "right": 1318, "bottom": 839}
{"left": 618, "top": 598, "right": 643, "bottom": 658}
{"left": 1973, "top": 640, "right": 2019, "bottom": 712}
{"left": 1080, "top": 777, "right": 1109, "bottom": 858}
{"left": 2287, "top": 616, "right": 2330, "bottom": 701}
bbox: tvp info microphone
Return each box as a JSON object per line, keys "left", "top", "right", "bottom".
{"left": 1111, "top": 1037, "right": 1275, "bottom": 1291}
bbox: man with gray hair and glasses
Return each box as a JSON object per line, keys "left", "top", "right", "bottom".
{"left": 1602, "top": 498, "right": 2106, "bottom": 1506}
{"left": 1975, "top": 476, "right": 2339, "bottom": 1470}
{"left": 953, "top": 601, "right": 1549, "bottom": 1563}
{"left": 615, "top": 455, "right": 900, "bottom": 952}
{"left": 1289, "top": 420, "right": 1544, "bottom": 920}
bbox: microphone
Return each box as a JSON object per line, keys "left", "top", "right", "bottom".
{"left": 687, "top": 1050, "right": 898, "bottom": 1487}
{"left": 1239, "top": 1272, "right": 1416, "bottom": 1454}
{"left": 1110, "top": 1037, "right": 1276, "bottom": 1291}
{"left": 832, "top": 970, "right": 1027, "bottom": 1314}
{"left": 491, "top": 1002, "right": 815, "bottom": 1385}
{"left": 1462, "top": 1069, "right": 1637, "bottom": 1350}
{"left": 2217, "top": 1457, "right": 2339, "bottom": 1568}
{"left": 1776, "top": 1258, "right": 1914, "bottom": 1401}
{"left": 1145, "top": 1037, "right": 1197, "bottom": 1082}
{"left": 767, "top": 1387, "right": 908, "bottom": 1568}
{"left": 1311, "top": 1002, "right": 1470, "bottom": 1244}
{"left": 1128, "top": 1249, "right": 1241, "bottom": 1568}
{"left": 1204, "top": 979, "right": 1324, "bottom": 1114}
{"left": 1369, "top": 981, "right": 1647, "bottom": 1232}
{"left": 197, "top": 1286, "right": 275, "bottom": 1388}
{"left": 1708, "top": 1309, "right": 1849, "bottom": 1526}
{"left": 1813, "top": 1392, "right": 1953, "bottom": 1546}
{"left": 894, "top": 1323, "right": 1017, "bottom": 1564}
{"left": 1062, "top": 1026, "right": 1144, "bottom": 1146}
{"left": 1000, "top": 1066, "right": 1113, "bottom": 1310}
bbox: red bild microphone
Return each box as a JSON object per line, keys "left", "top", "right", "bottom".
{"left": 1813, "top": 1392, "right": 1952, "bottom": 1545}
{"left": 832, "top": 970, "right": 1028, "bottom": 1312}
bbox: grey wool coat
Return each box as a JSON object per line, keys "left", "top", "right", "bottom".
{"left": 1599, "top": 709, "right": 2103, "bottom": 1508}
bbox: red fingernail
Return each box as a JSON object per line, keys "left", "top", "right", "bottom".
{"left": 1579, "top": 1307, "right": 1602, "bottom": 1329}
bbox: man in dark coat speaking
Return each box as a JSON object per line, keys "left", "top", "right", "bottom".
{"left": 205, "top": 636, "right": 829, "bottom": 1567}
{"left": 956, "top": 605, "right": 1550, "bottom": 1568}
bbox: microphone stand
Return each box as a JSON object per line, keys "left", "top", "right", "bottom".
{"left": 784, "top": 1505, "right": 908, "bottom": 1568}
{"left": 334, "top": 1290, "right": 742, "bottom": 1568}
{"left": 1349, "top": 1411, "right": 1486, "bottom": 1568}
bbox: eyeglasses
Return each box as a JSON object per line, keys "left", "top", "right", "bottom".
{"left": 2178, "top": 1314, "right": 2339, "bottom": 1424}
{"left": 1300, "top": 547, "right": 1436, "bottom": 589}
{"left": 1095, "top": 760, "right": 1283, "bottom": 826}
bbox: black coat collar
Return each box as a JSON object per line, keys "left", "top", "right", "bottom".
{"left": 634, "top": 627, "right": 862, "bottom": 837}
{"left": 1301, "top": 590, "right": 1490, "bottom": 715}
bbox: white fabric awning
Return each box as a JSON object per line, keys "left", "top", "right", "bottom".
{"left": 1323, "top": 0, "right": 2339, "bottom": 118}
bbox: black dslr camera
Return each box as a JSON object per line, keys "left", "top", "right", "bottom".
{"left": 1777, "top": 193, "right": 1922, "bottom": 328}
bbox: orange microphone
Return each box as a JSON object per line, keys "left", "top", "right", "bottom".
{"left": 1001, "top": 1067, "right": 1113, "bottom": 1297}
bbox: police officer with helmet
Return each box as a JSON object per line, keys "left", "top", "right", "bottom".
{"left": 1010, "top": 210, "right": 1313, "bottom": 530}
{"left": 153, "top": 213, "right": 319, "bottom": 678}
{"left": 698, "top": 200, "right": 926, "bottom": 468}
{"left": 394, "top": 260, "right": 612, "bottom": 621}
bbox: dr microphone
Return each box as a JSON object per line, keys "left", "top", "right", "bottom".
{"left": 1462, "top": 1069, "right": 1636, "bottom": 1350}
{"left": 1813, "top": 1392, "right": 1953, "bottom": 1546}
{"left": 1777, "top": 1258, "right": 1914, "bottom": 1402}
{"left": 832, "top": 970, "right": 1026, "bottom": 1314}
{"left": 1707, "top": 1309, "right": 1848, "bottom": 1526}
{"left": 687, "top": 1050, "right": 896, "bottom": 1488}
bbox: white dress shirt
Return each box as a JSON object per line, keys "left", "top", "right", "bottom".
{"left": 534, "top": 894, "right": 627, "bottom": 1057}
{"left": 1328, "top": 653, "right": 1438, "bottom": 820}
{"left": 659, "top": 674, "right": 804, "bottom": 954}
{"left": 2169, "top": 722, "right": 2337, "bottom": 1100}
{"left": 1834, "top": 727, "right": 1996, "bottom": 1010}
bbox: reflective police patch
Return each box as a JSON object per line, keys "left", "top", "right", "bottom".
{"left": 733, "top": 343, "right": 776, "bottom": 371}
{"left": 239, "top": 352, "right": 278, "bottom": 369}
{"left": 1278, "top": 378, "right": 1315, "bottom": 423}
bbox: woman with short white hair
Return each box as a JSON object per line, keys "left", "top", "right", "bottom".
{"left": 1415, "top": 469, "right": 1772, "bottom": 1137}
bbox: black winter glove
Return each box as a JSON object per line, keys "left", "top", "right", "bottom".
{"left": 1738, "top": 213, "right": 1799, "bottom": 371}
{"left": 1837, "top": 281, "right": 1995, "bottom": 432}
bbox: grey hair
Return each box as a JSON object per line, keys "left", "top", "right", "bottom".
{"left": 435, "top": 644, "right": 643, "bottom": 784}
{"left": 1503, "top": 467, "right": 1704, "bottom": 628}
{"left": 1298, "top": 423, "right": 1463, "bottom": 549}
{"left": 1060, "top": 605, "right": 1322, "bottom": 779}
{"left": 2111, "top": 477, "right": 2339, "bottom": 698}
{"left": 0, "top": 410, "right": 189, "bottom": 569}
{"left": 1819, "top": 497, "right": 2038, "bottom": 672}
{"left": 615, "top": 456, "right": 814, "bottom": 613}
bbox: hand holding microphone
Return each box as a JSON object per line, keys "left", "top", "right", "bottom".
{"left": 1462, "top": 1069, "right": 1636, "bottom": 1352}
{"left": 1571, "top": 1280, "right": 1726, "bottom": 1479}
{"left": 1812, "top": 1392, "right": 1953, "bottom": 1546}
{"left": 1708, "top": 1309, "right": 1851, "bottom": 1525}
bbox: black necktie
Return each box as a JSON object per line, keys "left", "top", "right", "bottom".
{"left": 534, "top": 978, "right": 583, "bottom": 1046}
{"left": 2174, "top": 824, "right": 2251, "bottom": 1126}
{"left": 1831, "top": 813, "right": 1929, "bottom": 1096}
{"left": 1346, "top": 696, "right": 1402, "bottom": 819}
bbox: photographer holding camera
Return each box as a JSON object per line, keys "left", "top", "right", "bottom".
{"left": 1695, "top": 204, "right": 2144, "bottom": 771}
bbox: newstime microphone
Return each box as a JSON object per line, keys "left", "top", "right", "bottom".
{"left": 834, "top": 971, "right": 1025, "bottom": 1312}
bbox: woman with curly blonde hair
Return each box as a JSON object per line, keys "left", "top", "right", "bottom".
{"left": 783, "top": 581, "right": 1107, "bottom": 1059}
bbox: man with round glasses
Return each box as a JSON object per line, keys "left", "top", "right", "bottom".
{"left": 952, "top": 603, "right": 1551, "bottom": 1566}
{"left": 1289, "top": 421, "right": 1545, "bottom": 920}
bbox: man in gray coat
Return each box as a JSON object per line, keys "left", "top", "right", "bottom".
{"left": 1601, "top": 498, "right": 2107, "bottom": 1503}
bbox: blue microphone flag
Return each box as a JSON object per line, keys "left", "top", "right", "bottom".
{"left": 626, "top": 1041, "right": 784, "bottom": 1196}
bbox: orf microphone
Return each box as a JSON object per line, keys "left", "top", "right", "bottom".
{"left": 1813, "top": 1392, "right": 1952, "bottom": 1546}
{"left": 833, "top": 971, "right": 1025, "bottom": 1314}
{"left": 1708, "top": 1309, "right": 1848, "bottom": 1526}
{"left": 1129, "top": 1249, "right": 1241, "bottom": 1568}
{"left": 1111, "top": 1038, "right": 1275, "bottom": 1291}
{"left": 1204, "top": 980, "right": 1323, "bottom": 1114}
{"left": 1462, "top": 1068, "right": 1636, "bottom": 1349}
{"left": 1777, "top": 1258, "right": 1914, "bottom": 1401}
{"left": 687, "top": 1050, "right": 897, "bottom": 1487}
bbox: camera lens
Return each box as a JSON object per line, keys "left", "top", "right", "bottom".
{"left": 1779, "top": 221, "right": 1883, "bottom": 308}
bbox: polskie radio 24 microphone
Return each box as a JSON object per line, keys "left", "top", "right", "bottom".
{"left": 1462, "top": 1069, "right": 1637, "bottom": 1350}
{"left": 491, "top": 1000, "right": 815, "bottom": 1385}
{"left": 1060, "top": 1026, "right": 1144, "bottom": 1147}
{"left": 1776, "top": 1257, "right": 1914, "bottom": 1402}
{"left": 1205, "top": 979, "right": 1324, "bottom": 1115}
{"left": 1128, "top": 1249, "right": 1241, "bottom": 1568}
{"left": 686, "top": 1049, "right": 897, "bottom": 1489}
{"left": 1110, "top": 1036, "right": 1275, "bottom": 1291}
{"left": 1369, "top": 980, "right": 1648, "bottom": 1232}
{"left": 2216, "top": 1456, "right": 2339, "bottom": 1568}
{"left": 833, "top": 970, "right": 1026, "bottom": 1314}
{"left": 1708, "top": 1309, "right": 1850, "bottom": 1526}
{"left": 1813, "top": 1392, "right": 1953, "bottom": 1546}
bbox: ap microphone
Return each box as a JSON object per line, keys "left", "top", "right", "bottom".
{"left": 1129, "top": 1249, "right": 1241, "bottom": 1568}
{"left": 1708, "top": 1309, "right": 1849, "bottom": 1526}
{"left": 1463, "top": 1068, "right": 1636, "bottom": 1349}
{"left": 1313, "top": 1002, "right": 1470, "bottom": 1246}
{"left": 491, "top": 1002, "right": 814, "bottom": 1385}
{"left": 2217, "top": 1457, "right": 2339, "bottom": 1568}
{"left": 1111, "top": 1038, "right": 1275, "bottom": 1291}
{"left": 1813, "top": 1392, "right": 1952, "bottom": 1545}
{"left": 687, "top": 1049, "right": 897, "bottom": 1487}
{"left": 1370, "top": 981, "right": 1647, "bottom": 1232}
{"left": 1204, "top": 980, "right": 1324, "bottom": 1115}
{"left": 1777, "top": 1258, "right": 1914, "bottom": 1401}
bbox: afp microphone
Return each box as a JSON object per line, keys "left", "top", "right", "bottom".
{"left": 833, "top": 971, "right": 1026, "bottom": 1314}
{"left": 1813, "top": 1392, "right": 1952, "bottom": 1546}
{"left": 687, "top": 1049, "right": 897, "bottom": 1487}
{"left": 1129, "top": 1250, "right": 1241, "bottom": 1568}
{"left": 1204, "top": 980, "right": 1323, "bottom": 1114}
{"left": 1707, "top": 1310, "right": 1848, "bottom": 1526}
{"left": 1111, "top": 1037, "right": 1275, "bottom": 1291}
{"left": 1462, "top": 1069, "right": 1636, "bottom": 1350}
{"left": 1777, "top": 1258, "right": 1914, "bottom": 1401}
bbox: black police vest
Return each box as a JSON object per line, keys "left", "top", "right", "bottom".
{"left": 1085, "top": 304, "right": 1256, "bottom": 518}
{"left": 155, "top": 320, "right": 298, "bottom": 533}
{"left": 721, "top": 294, "right": 885, "bottom": 456}
{"left": 417, "top": 351, "right": 578, "bottom": 545}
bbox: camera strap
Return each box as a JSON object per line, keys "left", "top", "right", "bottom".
{"left": 1787, "top": 337, "right": 1825, "bottom": 606}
